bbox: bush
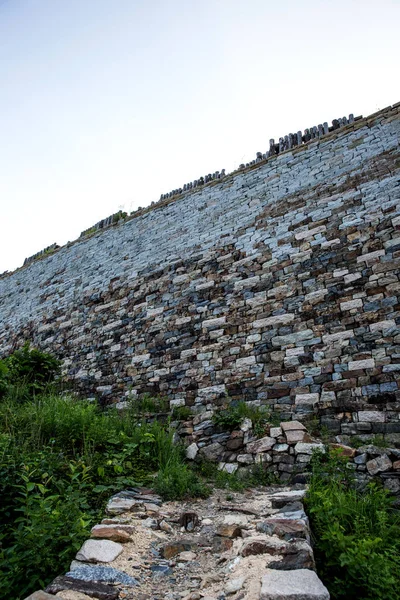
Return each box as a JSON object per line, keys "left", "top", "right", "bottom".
{"left": 0, "top": 343, "right": 60, "bottom": 400}
{"left": 212, "top": 401, "right": 271, "bottom": 435}
{"left": 0, "top": 391, "right": 207, "bottom": 598}
{"left": 305, "top": 450, "right": 400, "bottom": 600}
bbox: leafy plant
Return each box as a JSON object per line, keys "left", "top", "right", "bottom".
{"left": 305, "top": 449, "right": 400, "bottom": 600}
{"left": 2, "top": 343, "right": 60, "bottom": 400}
{"left": 171, "top": 405, "right": 192, "bottom": 421}
{"left": 213, "top": 401, "right": 271, "bottom": 435}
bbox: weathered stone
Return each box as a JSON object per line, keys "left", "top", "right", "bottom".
{"left": 216, "top": 523, "right": 242, "bottom": 538}
{"left": 200, "top": 442, "right": 224, "bottom": 461}
{"left": 358, "top": 411, "right": 385, "bottom": 423}
{"left": 45, "top": 576, "right": 119, "bottom": 600}
{"left": 186, "top": 443, "right": 199, "bottom": 460}
{"left": 256, "top": 518, "right": 309, "bottom": 541}
{"left": 294, "top": 443, "right": 325, "bottom": 456}
{"left": 225, "top": 577, "right": 245, "bottom": 594}
{"left": 366, "top": 454, "right": 392, "bottom": 475}
{"left": 212, "top": 535, "right": 234, "bottom": 552}
{"left": 246, "top": 436, "right": 275, "bottom": 453}
{"left": 260, "top": 569, "right": 329, "bottom": 599}
{"left": 1, "top": 105, "right": 399, "bottom": 439}
{"left": 90, "top": 524, "right": 132, "bottom": 543}
{"left": 329, "top": 444, "right": 356, "bottom": 458}
{"left": 285, "top": 429, "right": 307, "bottom": 444}
{"left": 269, "top": 490, "right": 306, "bottom": 508}
{"left": 241, "top": 536, "right": 288, "bottom": 557}
{"left": 76, "top": 540, "right": 123, "bottom": 563}
{"left": 269, "top": 547, "right": 315, "bottom": 571}
{"left": 66, "top": 565, "right": 137, "bottom": 585}
{"left": 55, "top": 592, "right": 93, "bottom": 600}
{"left": 161, "top": 539, "right": 201, "bottom": 559}
{"left": 178, "top": 550, "right": 197, "bottom": 562}
{"left": 106, "top": 497, "right": 136, "bottom": 515}
{"left": 270, "top": 426, "right": 283, "bottom": 438}
{"left": 281, "top": 421, "right": 306, "bottom": 432}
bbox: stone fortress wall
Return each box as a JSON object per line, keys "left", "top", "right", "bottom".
{"left": 1, "top": 103, "right": 399, "bottom": 441}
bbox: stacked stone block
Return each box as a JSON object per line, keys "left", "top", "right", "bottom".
{"left": 0, "top": 104, "right": 399, "bottom": 439}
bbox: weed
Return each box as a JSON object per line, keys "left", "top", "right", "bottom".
{"left": 305, "top": 449, "right": 400, "bottom": 600}
{"left": 171, "top": 405, "right": 192, "bottom": 421}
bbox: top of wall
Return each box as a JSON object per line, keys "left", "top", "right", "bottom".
{"left": 0, "top": 102, "right": 399, "bottom": 344}
{"left": 1, "top": 102, "right": 398, "bottom": 281}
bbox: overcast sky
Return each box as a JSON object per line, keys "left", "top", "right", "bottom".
{"left": 0, "top": 0, "right": 399, "bottom": 273}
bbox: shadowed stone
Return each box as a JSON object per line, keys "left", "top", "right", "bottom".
{"left": 45, "top": 576, "right": 119, "bottom": 600}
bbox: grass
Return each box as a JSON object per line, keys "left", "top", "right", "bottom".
{"left": 0, "top": 392, "right": 205, "bottom": 598}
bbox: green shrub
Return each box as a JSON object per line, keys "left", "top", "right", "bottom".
{"left": 0, "top": 391, "right": 208, "bottom": 598}
{"left": 305, "top": 450, "right": 400, "bottom": 600}
{"left": 1, "top": 343, "right": 60, "bottom": 401}
{"left": 212, "top": 401, "right": 270, "bottom": 435}
{"left": 171, "top": 405, "right": 192, "bottom": 420}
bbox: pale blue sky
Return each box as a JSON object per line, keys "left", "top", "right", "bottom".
{"left": 0, "top": 0, "right": 399, "bottom": 273}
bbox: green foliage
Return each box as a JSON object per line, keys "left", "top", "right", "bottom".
{"left": 212, "top": 401, "right": 271, "bottom": 436}
{"left": 0, "top": 390, "right": 205, "bottom": 598}
{"left": 128, "top": 393, "right": 169, "bottom": 414}
{"left": 305, "top": 450, "right": 400, "bottom": 600}
{"left": 0, "top": 343, "right": 60, "bottom": 400}
{"left": 194, "top": 458, "right": 279, "bottom": 491}
{"left": 171, "top": 405, "right": 192, "bottom": 421}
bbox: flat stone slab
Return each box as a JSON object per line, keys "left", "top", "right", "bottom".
{"left": 256, "top": 518, "right": 309, "bottom": 541}
{"left": 67, "top": 564, "right": 137, "bottom": 585}
{"left": 105, "top": 497, "right": 136, "bottom": 514}
{"left": 45, "top": 576, "right": 119, "bottom": 600}
{"left": 269, "top": 490, "right": 306, "bottom": 508}
{"left": 260, "top": 569, "right": 330, "bottom": 599}
{"left": 281, "top": 421, "right": 306, "bottom": 432}
{"left": 76, "top": 539, "right": 123, "bottom": 563}
{"left": 91, "top": 524, "right": 132, "bottom": 542}
{"left": 294, "top": 443, "right": 325, "bottom": 456}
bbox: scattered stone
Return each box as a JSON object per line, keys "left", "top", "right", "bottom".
{"left": 159, "top": 519, "right": 174, "bottom": 533}
{"left": 225, "top": 577, "right": 245, "bottom": 595}
{"left": 179, "top": 551, "right": 197, "bottom": 562}
{"left": 56, "top": 592, "right": 93, "bottom": 600}
{"left": 216, "top": 523, "right": 242, "bottom": 538}
{"left": 76, "top": 540, "right": 123, "bottom": 563}
{"left": 260, "top": 569, "right": 329, "bottom": 599}
{"left": 161, "top": 540, "right": 198, "bottom": 559}
{"left": 90, "top": 524, "right": 132, "bottom": 543}
{"left": 241, "top": 536, "right": 287, "bottom": 557}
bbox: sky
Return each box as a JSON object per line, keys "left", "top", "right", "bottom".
{"left": 0, "top": 0, "right": 399, "bottom": 273}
